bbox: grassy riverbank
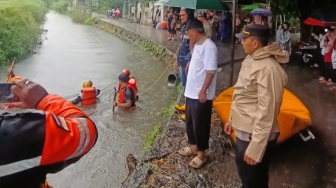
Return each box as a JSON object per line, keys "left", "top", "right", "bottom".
{"left": 144, "top": 84, "right": 184, "bottom": 151}
{"left": 51, "top": 0, "right": 95, "bottom": 25}
{"left": 0, "top": 0, "right": 47, "bottom": 65}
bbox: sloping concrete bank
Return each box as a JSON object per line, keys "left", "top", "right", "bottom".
{"left": 96, "top": 19, "right": 174, "bottom": 62}
{"left": 95, "top": 18, "right": 242, "bottom": 188}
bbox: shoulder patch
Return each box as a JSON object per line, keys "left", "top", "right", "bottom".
{"left": 52, "top": 113, "right": 70, "bottom": 132}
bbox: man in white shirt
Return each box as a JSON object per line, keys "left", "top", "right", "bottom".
{"left": 178, "top": 19, "right": 218, "bottom": 169}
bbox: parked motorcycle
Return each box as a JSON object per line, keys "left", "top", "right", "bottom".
{"left": 293, "top": 33, "right": 324, "bottom": 66}
{"left": 294, "top": 41, "right": 317, "bottom": 64}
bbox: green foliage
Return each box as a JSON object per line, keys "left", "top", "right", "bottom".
{"left": 51, "top": 0, "right": 69, "bottom": 14}
{"left": 0, "top": 0, "right": 47, "bottom": 23}
{"left": 0, "top": 0, "right": 47, "bottom": 65}
{"left": 69, "top": 10, "right": 95, "bottom": 25}
{"left": 160, "top": 103, "right": 175, "bottom": 117}
{"left": 144, "top": 124, "right": 160, "bottom": 151}
{"left": 271, "top": 0, "right": 334, "bottom": 40}
{"left": 84, "top": 16, "right": 96, "bottom": 25}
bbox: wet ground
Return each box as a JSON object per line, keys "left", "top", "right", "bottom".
{"left": 0, "top": 10, "right": 335, "bottom": 188}
{"left": 123, "top": 60, "right": 336, "bottom": 188}
{"left": 1, "top": 11, "right": 177, "bottom": 188}
{"left": 94, "top": 15, "right": 336, "bottom": 188}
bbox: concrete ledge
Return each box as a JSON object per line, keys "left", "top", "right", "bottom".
{"left": 96, "top": 19, "right": 175, "bottom": 63}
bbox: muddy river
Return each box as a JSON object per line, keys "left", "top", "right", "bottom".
{"left": 3, "top": 11, "right": 177, "bottom": 188}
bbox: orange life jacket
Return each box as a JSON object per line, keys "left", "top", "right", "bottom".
{"left": 118, "top": 77, "right": 138, "bottom": 95}
{"left": 81, "top": 87, "right": 96, "bottom": 105}
{"left": 118, "top": 87, "right": 126, "bottom": 103}
{"left": 128, "top": 77, "right": 138, "bottom": 94}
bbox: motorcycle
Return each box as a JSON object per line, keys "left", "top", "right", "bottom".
{"left": 294, "top": 41, "right": 317, "bottom": 64}
{"left": 294, "top": 33, "right": 325, "bottom": 65}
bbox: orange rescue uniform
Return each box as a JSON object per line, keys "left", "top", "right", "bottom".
{"left": 0, "top": 95, "right": 98, "bottom": 188}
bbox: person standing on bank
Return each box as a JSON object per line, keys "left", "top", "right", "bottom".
{"left": 224, "top": 24, "right": 288, "bottom": 188}
{"left": 178, "top": 19, "right": 218, "bottom": 169}
{"left": 175, "top": 8, "right": 195, "bottom": 120}
{"left": 198, "top": 12, "right": 212, "bottom": 39}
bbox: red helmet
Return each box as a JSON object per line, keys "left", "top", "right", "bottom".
{"left": 122, "top": 69, "right": 130, "bottom": 75}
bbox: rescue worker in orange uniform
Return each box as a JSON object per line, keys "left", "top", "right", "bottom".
{"left": 119, "top": 69, "right": 138, "bottom": 101}
{"left": 113, "top": 73, "right": 136, "bottom": 108}
{"left": 71, "top": 80, "right": 100, "bottom": 105}
{"left": 0, "top": 79, "right": 98, "bottom": 188}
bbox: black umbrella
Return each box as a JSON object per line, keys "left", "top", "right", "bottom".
{"left": 304, "top": 4, "right": 336, "bottom": 26}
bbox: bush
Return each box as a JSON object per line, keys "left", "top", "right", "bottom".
{"left": 69, "top": 10, "right": 95, "bottom": 25}
{"left": 0, "top": 0, "right": 47, "bottom": 23}
{"left": 51, "top": 0, "right": 69, "bottom": 14}
{"left": 0, "top": 0, "right": 47, "bottom": 65}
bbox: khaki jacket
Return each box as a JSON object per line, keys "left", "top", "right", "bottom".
{"left": 230, "top": 43, "right": 288, "bottom": 162}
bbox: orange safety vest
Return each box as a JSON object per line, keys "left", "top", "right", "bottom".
{"left": 128, "top": 77, "right": 138, "bottom": 94}
{"left": 81, "top": 87, "right": 96, "bottom": 105}
{"left": 118, "top": 77, "right": 138, "bottom": 95}
{"left": 118, "top": 87, "right": 126, "bottom": 103}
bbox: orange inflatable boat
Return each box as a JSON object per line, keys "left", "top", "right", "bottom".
{"left": 213, "top": 87, "right": 312, "bottom": 143}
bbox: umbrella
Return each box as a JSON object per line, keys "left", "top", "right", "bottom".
{"left": 304, "top": 4, "right": 336, "bottom": 27}
{"left": 241, "top": 3, "right": 262, "bottom": 12}
{"left": 250, "top": 8, "right": 272, "bottom": 16}
{"left": 164, "top": 0, "right": 229, "bottom": 11}
{"left": 154, "top": 0, "right": 169, "bottom": 6}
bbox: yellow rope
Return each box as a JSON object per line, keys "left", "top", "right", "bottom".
{"left": 139, "top": 46, "right": 180, "bottom": 95}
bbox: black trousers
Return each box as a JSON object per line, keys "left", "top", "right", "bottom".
{"left": 332, "top": 69, "right": 336, "bottom": 83}
{"left": 185, "top": 97, "right": 212, "bottom": 151}
{"left": 325, "top": 62, "right": 333, "bottom": 81}
{"left": 235, "top": 137, "right": 277, "bottom": 188}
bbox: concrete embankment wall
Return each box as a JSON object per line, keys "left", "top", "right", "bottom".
{"left": 96, "top": 19, "right": 175, "bottom": 63}
{"left": 95, "top": 18, "right": 183, "bottom": 187}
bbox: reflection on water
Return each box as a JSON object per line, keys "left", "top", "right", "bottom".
{"left": 2, "top": 11, "right": 176, "bottom": 188}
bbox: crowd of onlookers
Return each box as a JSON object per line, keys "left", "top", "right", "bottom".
{"left": 316, "top": 27, "right": 336, "bottom": 88}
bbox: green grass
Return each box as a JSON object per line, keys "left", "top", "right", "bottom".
{"left": 0, "top": 0, "right": 47, "bottom": 65}
{"left": 144, "top": 83, "right": 184, "bottom": 151}
{"left": 144, "top": 124, "right": 161, "bottom": 151}
{"left": 69, "top": 10, "right": 95, "bottom": 25}
{"left": 50, "top": 0, "right": 68, "bottom": 14}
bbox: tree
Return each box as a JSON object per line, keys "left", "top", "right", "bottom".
{"left": 271, "top": 0, "right": 334, "bottom": 41}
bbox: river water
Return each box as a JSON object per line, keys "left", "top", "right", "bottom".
{"left": 6, "top": 11, "right": 176, "bottom": 188}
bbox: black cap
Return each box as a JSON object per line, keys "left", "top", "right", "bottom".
{"left": 185, "top": 19, "right": 204, "bottom": 32}
{"left": 118, "top": 73, "right": 130, "bottom": 82}
{"left": 235, "top": 24, "right": 270, "bottom": 39}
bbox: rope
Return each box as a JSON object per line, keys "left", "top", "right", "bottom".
{"left": 139, "top": 46, "right": 180, "bottom": 95}
{"left": 61, "top": 46, "right": 180, "bottom": 100}
{"left": 62, "top": 80, "right": 118, "bottom": 100}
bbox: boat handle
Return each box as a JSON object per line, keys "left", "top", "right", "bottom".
{"left": 299, "top": 129, "right": 315, "bottom": 142}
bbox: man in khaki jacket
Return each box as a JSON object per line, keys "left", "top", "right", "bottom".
{"left": 224, "top": 24, "right": 288, "bottom": 188}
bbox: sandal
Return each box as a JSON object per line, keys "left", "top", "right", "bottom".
{"left": 189, "top": 157, "right": 206, "bottom": 169}
{"left": 179, "top": 147, "right": 197, "bottom": 156}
